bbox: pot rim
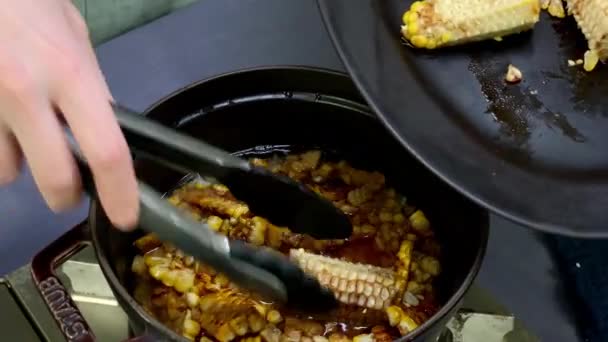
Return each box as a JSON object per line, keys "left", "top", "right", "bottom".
{"left": 91, "top": 65, "right": 490, "bottom": 341}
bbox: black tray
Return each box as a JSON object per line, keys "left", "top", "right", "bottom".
{"left": 317, "top": 0, "right": 608, "bottom": 237}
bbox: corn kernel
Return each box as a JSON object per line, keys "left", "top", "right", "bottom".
{"left": 267, "top": 310, "right": 282, "bottom": 324}
{"left": 168, "top": 195, "right": 180, "bottom": 205}
{"left": 584, "top": 50, "right": 599, "bottom": 72}
{"left": 160, "top": 270, "right": 178, "bottom": 287}
{"left": 184, "top": 319, "right": 201, "bottom": 337}
{"left": 411, "top": 35, "right": 427, "bottom": 48}
{"left": 409, "top": 210, "right": 430, "bottom": 231}
{"left": 407, "top": 281, "right": 423, "bottom": 294}
{"left": 402, "top": 11, "right": 411, "bottom": 24}
{"left": 216, "top": 323, "right": 236, "bottom": 342}
{"left": 379, "top": 211, "right": 393, "bottom": 222}
{"left": 407, "top": 23, "right": 419, "bottom": 36}
{"left": 248, "top": 313, "right": 266, "bottom": 332}
{"left": 200, "top": 337, "right": 214, "bottom": 342}
{"left": 426, "top": 40, "right": 437, "bottom": 49}
{"left": 393, "top": 213, "right": 405, "bottom": 223}
{"left": 230, "top": 316, "right": 249, "bottom": 336}
{"left": 420, "top": 256, "right": 441, "bottom": 276}
{"left": 186, "top": 292, "right": 200, "bottom": 308}
{"left": 440, "top": 32, "right": 452, "bottom": 44}
{"left": 398, "top": 315, "right": 419, "bottom": 335}
{"left": 207, "top": 216, "right": 223, "bottom": 231}
{"left": 386, "top": 306, "right": 402, "bottom": 326}
{"left": 410, "top": 1, "right": 424, "bottom": 12}
{"left": 353, "top": 334, "right": 374, "bottom": 342}
{"left": 131, "top": 255, "right": 147, "bottom": 275}
{"left": 312, "top": 337, "right": 329, "bottom": 342}
{"left": 199, "top": 295, "right": 217, "bottom": 311}
{"left": 175, "top": 270, "right": 195, "bottom": 293}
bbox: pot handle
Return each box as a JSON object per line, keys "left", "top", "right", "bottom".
{"left": 30, "top": 222, "right": 156, "bottom": 342}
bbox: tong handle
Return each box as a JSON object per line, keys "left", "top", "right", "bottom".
{"left": 65, "top": 130, "right": 288, "bottom": 304}
{"left": 113, "top": 104, "right": 250, "bottom": 178}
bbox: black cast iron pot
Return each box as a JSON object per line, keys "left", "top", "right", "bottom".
{"left": 31, "top": 67, "right": 489, "bottom": 342}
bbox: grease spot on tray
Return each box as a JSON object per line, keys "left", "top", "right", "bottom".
{"left": 468, "top": 57, "right": 586, "bottom": 146}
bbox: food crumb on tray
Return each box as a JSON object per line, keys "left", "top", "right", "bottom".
{"left": 505, "top": 64, "right": 523, "bottom": 84}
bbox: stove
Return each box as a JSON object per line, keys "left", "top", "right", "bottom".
{"left": 0, "top": 245, "right": 539, "bottom": 342}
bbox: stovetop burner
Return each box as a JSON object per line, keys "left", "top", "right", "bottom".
{"left": 1, "top": 246, "right": 538, "bottom": 341}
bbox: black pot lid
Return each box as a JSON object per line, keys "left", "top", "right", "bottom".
{"left": 317, "top": 0, "right": 608, "bottom": 237}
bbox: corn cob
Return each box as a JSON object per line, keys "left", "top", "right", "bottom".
{"left": 400, "top": 0, "right": 541, "bottom": 49}
{"left": 567, "top": 0, "right": 608, "bottom": 71}
{"left": 289, "top": 249, "right": 404, "bottom": 310}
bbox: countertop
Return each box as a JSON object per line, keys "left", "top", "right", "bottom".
{"left": 0, "top": 1, "right": 580, "bottom": 341}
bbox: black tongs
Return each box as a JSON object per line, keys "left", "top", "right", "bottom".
{"left": 66, "top": 103, "right": 343, "bottom": 312}
{"left": 113, "top": 104, "right": 351, "bottom": 240}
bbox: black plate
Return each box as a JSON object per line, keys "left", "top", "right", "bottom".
{"left": 318, "top": 0, "right": 608, "bottom": 237}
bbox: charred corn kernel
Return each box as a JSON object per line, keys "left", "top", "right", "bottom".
{"left": 398, "top": 314, "right": 419, "bottom": 335}
{"left": 409, "top": 210, "right": 430, "bottom": 231}
{"left": 266, "top": 310, "right": 283, "bottom": 324}
{"left": 229, "top": 316, "right": 249, "bottom": 336}
{"left": 353, "top": 334, "right": 373, "bottom": 342}
{"left": 131, "top": 255, "right": 147, "bottom": 275}
{"left": 401, "top": 0, "right": 540, "bottom": 49}
{"left": 248, "top": 313, "right": 266, "bottom": 332}
{"left": 290, "top": 249, "right": 402, "bottom": 310}
{"left": 186, "top": 292, "right": 200, "bottom": 308}
{"left": 584, "top": 50, "right": 600, "bottom": 72}
{"left": 250, "top": 216, "right": 268, "bottom": 245}
{"left": 567, "top": 0, "right": 608, "bottom": 63}
{"left": 420, "top": 256, "right": 441, "bottom": 276}
{"left": 547, "top": 0, "right": 565, "bottom": 17}
{"left": 175, "top": 270, "right": 195, "bottom": 293}
{"left": 207, "top": 216, "right": 223, "bottom": 231}
{"left": 386, "top": 306, "right": 402, "bottom": 326}
{"left": 216, "top": 323, "right": 236, "bottom": 342}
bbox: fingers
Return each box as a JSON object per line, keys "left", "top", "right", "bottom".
{"left": 0, "top": 121, "right": 21, "bottom": 184}
{"left": 53, "top": 58, "right": 139, "bottom": 230}
{"left": 7, "top": 99, "right": 82, "bottom": 212}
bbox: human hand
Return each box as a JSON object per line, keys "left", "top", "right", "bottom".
{"left": 0, "top": 0, "right": 139, "bottom": 230}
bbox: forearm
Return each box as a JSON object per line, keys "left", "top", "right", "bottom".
{"left": 73, "top": 0, "right": 199, "bottom": 45}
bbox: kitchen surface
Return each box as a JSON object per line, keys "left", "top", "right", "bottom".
{"left": 0, "top": 0, "right": 584, "bottom": 341}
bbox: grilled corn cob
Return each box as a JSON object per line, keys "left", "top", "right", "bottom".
{"left": 401, "top": 0, "right": 541, "bottom": 49}
{"left": 567, "top": 0, "right": 608, "bottom": 71}
{"left": 289, "top": 249, "right": 404, "bottom": 310}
